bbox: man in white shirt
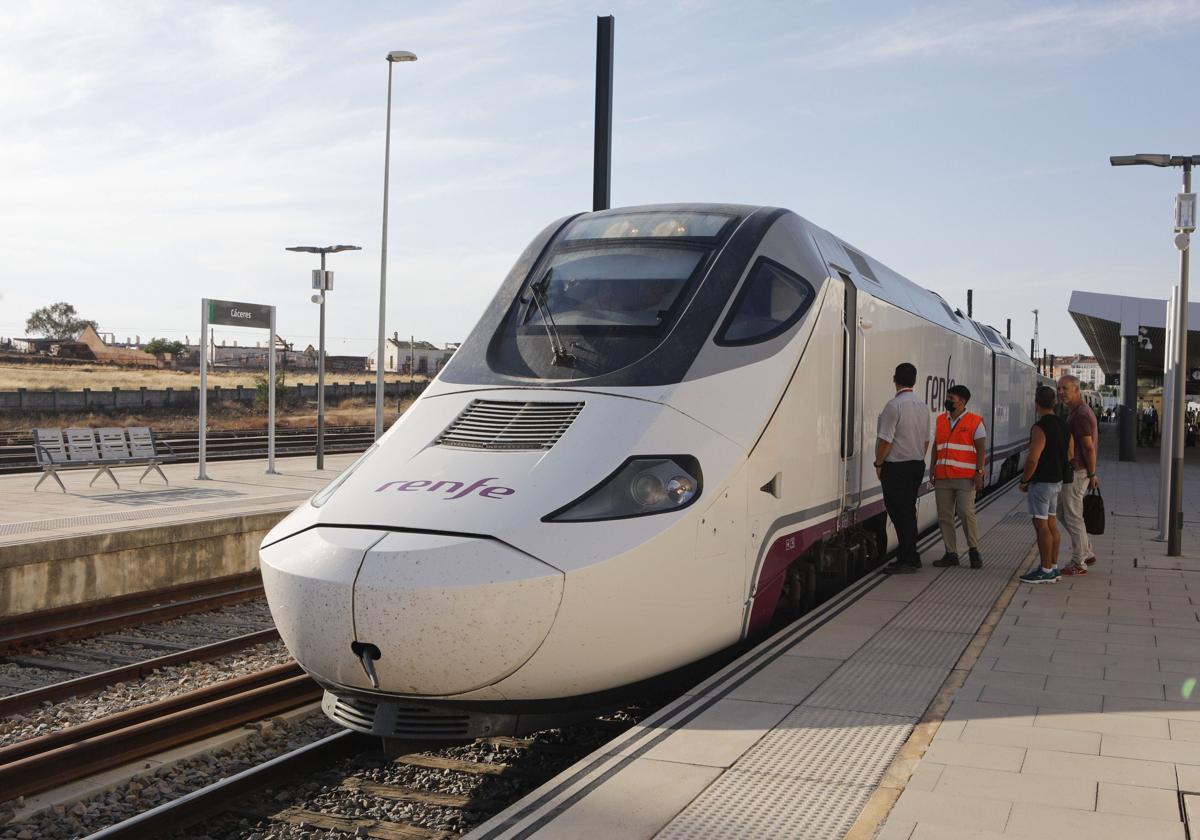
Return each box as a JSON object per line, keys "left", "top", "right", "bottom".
{"left": 875, "top": 363, "right": 932, "bottom": 574}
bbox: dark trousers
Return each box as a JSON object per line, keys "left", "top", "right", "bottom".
{"left": 881, "top": 460, "right": 925, "bottom": 566}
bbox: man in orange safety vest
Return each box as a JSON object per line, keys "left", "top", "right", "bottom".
{"left": 930, "top": 384, "right": 988, "bottom": 569}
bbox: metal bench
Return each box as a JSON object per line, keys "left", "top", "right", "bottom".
{"left": 33, "top": 427, "right": 177, "bottom": 491}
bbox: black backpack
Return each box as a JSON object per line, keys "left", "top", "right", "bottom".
{"left": 1046, "top": 416, "right": 1072, "bottom": 483}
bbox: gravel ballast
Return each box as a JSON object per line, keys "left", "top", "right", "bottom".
{"left": 0, "top": 641, "right": 293, "bottom": 748}
{"left": 0, "top": 710, "right": 341, "bottom": 840}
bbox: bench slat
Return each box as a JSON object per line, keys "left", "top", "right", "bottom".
{"left": 65, "top": 428, "right": 99, "bottom": 463}
{"left": 97, "top": 427, "right": 131, "bottom": 460}
{"left": 33, "top": 428, "right": 68, "bottom": 465}
{"left": 127, "top": 426, "right": 157, "bottom": 459}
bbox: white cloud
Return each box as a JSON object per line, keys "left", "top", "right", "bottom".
{"left": 195, "top": 4, "right": 300, "bottom": 80}
{"left": 806, "top": 0, "right": 1200, "bottom": 68}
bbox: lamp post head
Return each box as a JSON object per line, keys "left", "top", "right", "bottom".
{"left": 286, "top": 245, "right": 363, "bottom": 254}
{"left": 387, "top": 50, "right": 417, "bottom": 62}
{"left": 1110, "top": 154, "right": 1200, "bottom": 168}
{"left": 1110, "top": 154, "right": 1173, "bottom": 167}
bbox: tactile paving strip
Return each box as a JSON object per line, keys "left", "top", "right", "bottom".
{"left": 657, "top": 773, "right": 873, "bottom": 840}
{"left": 890, "top": 599, "right": 994, "bottom": 632}
{"left": 853, "top": 625, "right": 975, "bottom": 668}
{"left": 917, "top": 566, "right": 1017, "bottom": 605}
{"left": 730, "top": 706, "right": 915, "bottom": 787}
{"left": 802, "top": 659, "right": 949, "bottom": 717}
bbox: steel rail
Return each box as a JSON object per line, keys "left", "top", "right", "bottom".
{"left": 0, "top": 662, "right": 303, "bottom": 765}
{"left": 83, "top": 730, "right": 371, "bottom": 840}
{"left": 0, "top": 626, "right": 280, "bottom": 717}
{"left": 0, "top": 664, "right": 319, "bottom": 801}
{"left": 0, "top": 572, "right": 265, "bottom": 649}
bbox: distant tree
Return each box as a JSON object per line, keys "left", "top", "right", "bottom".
{"left": 25, "top": 302, "right": 97, "bottom": 339}
{"left": 143, "top": 337, "right": 187, "bottom": 357}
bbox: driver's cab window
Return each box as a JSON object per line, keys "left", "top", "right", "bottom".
{"left": 716, "top": 257, "right": 815, "bottom": 345}
{"left": 525, "top": 246, "right": 704, "bottom": 328}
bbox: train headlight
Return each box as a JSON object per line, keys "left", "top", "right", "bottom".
{"left": 544, "top": 456, "right": 702, "bottom": 522}
{"left": 666, "top": 475, "right": 696, "bottom": 505}
{"left": 630, "top": 472, "right": 666, "bottom": 506}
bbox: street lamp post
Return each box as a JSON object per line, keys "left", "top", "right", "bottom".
{"left": 376, "top": 50, "right": 418, "bottom": 441}
{"left": 1110, "top": 153, "right": 1200, "bottom": 556}
{"left": 286, "top": 244, "right": 362, "bottom": 470}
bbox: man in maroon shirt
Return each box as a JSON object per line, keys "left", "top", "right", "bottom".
{"left": 1057, "top": 375, "right": 1100, "bottom": 575}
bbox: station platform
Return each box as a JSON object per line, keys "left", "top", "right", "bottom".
{"left": 468, "top": 444, "right": 1200, "bottom": 840}
{"left": 0, "top": 453, "right": 354, "bottom": 617}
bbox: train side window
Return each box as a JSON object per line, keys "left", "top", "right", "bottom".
{"left": 716, "top": 257, "right": 815, "bottom": 346}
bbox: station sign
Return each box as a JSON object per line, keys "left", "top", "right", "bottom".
{"left": 207, "top": 298, "right": 272, "bottom": 329}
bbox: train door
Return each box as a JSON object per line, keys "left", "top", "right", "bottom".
{"left": 838, "top": 272, "right": 865, "bottom": 522}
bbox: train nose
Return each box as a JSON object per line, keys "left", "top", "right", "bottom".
{"left": 352, "top": 532, "right": 564, "bottom": 696}
{"left": 260, "top": 526, "right": 392, "bottom": 690}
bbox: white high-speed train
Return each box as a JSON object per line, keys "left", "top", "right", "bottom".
{"left": 259, "top": 203, "right": 1037, "bottom": 744}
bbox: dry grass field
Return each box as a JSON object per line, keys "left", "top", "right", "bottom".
{"left": 0, "top": 396, "right": 416, "bottom": 434}
{"left": 0, "top": 363, "right": 429, "bottom": 391}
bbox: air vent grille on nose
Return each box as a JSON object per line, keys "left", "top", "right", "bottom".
{"left": 330, "top": 695, "right": 377, "bottom": 730}
{"left": 437, "top": 399, "right": 584, "bottom": 451}
{"left": 329, "top": 696, "right": 471, "bottom": 738}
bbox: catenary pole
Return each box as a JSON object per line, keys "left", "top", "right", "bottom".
{"left": 593, "top": 16, "right": 614, "bottom": 211}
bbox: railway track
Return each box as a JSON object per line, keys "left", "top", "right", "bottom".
{"left": 0, "top": 424, "right": 380, "bottom": 473}
{"left": 0, "top": 573, "right": 278, "bottom": 710}
{"left": 85, "top": 710, "right": 643, "bottom": 839}
{"left": 0, "top": 662, "right": 320, "bottom": 803}
{"left": 0, "top": 572, "right": 265, "bottom": 650}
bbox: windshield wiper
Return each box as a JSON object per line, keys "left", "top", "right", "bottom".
{"left": 529, "top": 269, "right": 577, "bottom": 368}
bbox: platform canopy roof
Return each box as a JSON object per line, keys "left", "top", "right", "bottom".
{"left": 1068, "top": 290, "right": 1200, "bottom": 377}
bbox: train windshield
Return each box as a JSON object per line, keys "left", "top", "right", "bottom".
{"left": 527, "top": 246, "right": 704, "bottom": 328}
{"left": 488, "top": 210, "right": 734, "bottom": 380}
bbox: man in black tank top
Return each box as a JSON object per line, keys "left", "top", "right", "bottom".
{"left": 1018, "top": 386, "right": 1074, "bottom": 584}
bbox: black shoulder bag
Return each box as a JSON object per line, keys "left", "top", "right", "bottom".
{"left": 1083, "top": 488, "right": 1106, "bottom": 535}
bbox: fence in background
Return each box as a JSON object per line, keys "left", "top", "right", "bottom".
{"left": 0, "top": 381, "right": 429, "bottom": 413}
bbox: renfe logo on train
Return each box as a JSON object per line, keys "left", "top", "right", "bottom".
{"left": 925, "top": 356, "right": 956, "bottom": 411}
{"left": 374, "top": 477, "right": 516, "bottom": 500}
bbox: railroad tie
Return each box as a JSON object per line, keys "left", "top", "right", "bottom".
{"left": 341, "top": 777, "right": 497, "bottom": 810}
{"left": 393, "top": 754, "right": 510, "bottom": 776}
{"left": 2, "top": 655, "right": 109, "bottom": 674}
{"left": 273, "top": 807, "right": 457, "bottom": 840}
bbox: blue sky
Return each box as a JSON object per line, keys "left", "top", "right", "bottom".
{"left": 2, "top": 0, "right": 1199, "bottom": 361}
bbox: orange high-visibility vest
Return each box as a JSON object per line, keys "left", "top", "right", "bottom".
{"left": 934, "top": 411, "right": 983, "bottom": 480}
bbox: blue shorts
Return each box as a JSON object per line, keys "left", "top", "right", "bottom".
{"left": 1027, "top": 481, "right": 1062, "bottom": 520}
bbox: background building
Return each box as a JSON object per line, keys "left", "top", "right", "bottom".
{"left": 367, "top": 334, "right": 458, "bottom": 375}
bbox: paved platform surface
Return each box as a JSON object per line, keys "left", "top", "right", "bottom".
{"left": 469, "top": 433, "right": 1200, "bottom": 840}
{"left": 876, "top": 441, "right": 1200, "bottom": 840}
{"left": 0, "top": 453, "right": 356, "bottom": 547}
